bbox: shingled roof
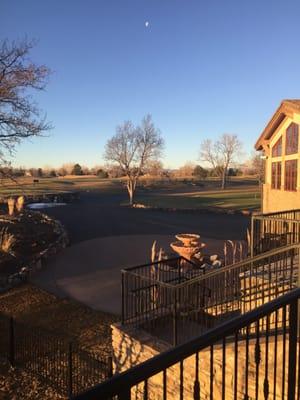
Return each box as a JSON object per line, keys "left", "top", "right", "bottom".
{"left": 255, "top": 99, "right": 300, "bottom": 150}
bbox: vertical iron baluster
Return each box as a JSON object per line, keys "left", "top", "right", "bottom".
{"left": 180, "top": 360, "right": 184, "bottom": 400}
{"left": 119, "top": 387, "right": 131, "bottom": 400}
{"left": 287, "top": 299, "right": 298, "bottom": 400}
{"left": 264, "top": 315, "right": 269, "bottom": 400}
{"left": 173, "top": 289, "right": 178, "bottom": 346}
{"left": 234, "top": 331, "right": 238, "bottom": 400}
{"left": 255, "top": 320, "right": 261, "bottom": 399}
{"left": 244, "top": 325, "right": 249, "bottom": 400}
{"left": 68, "top": 342, "right": 73, "bottom": 398}
{"left": 143, "top": 379, "right": 148, "bottom": 400}
{"left": 222, "top": 337, "right": 226, "bottom": 400}
{"left": 125, "top": 272, "right": 128, "bottom": 325}
{"left": 275, "top": 255, "right": 278, "bottom": 299}
{"left": 163, "top": 369, "right": 167, "bottom": 400}
{"left": 210, "top": 345, "right": 214, "bottom": 400}
{"left": 298, "top": 329, "right": 300, "bottom": 400}
{"left": 250, "top": 216, "right": 254, "bottom": 257}
{"left": 249, "top": 260, "right": 252, "bottom": 312}
{"left": 273, "top": 310, "right": 278, "bottom": 400}
{"left": 193, "top": 352, "right": 200, "bottom": 400}
{"left": 282, "top": 305, "right": 287, "bottom": 398}
{"left": 122, "top": 273, "right": 125, "bottom": 324}
{"left": 255, "top": 258, "right": 258, "bottom": 309}
{"left": 290, "top": 247, "right": 294, "bottom": 290}
{"left": 243, "top": 267, "right": 246, "bottom": 315}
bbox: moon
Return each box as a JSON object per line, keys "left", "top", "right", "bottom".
{"left": 145, "top": 21, "right": 149, "bottom": 28}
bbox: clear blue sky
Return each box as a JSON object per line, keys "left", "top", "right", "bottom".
{"left": 2, "top": 0, "right": 300, "bottom": 169}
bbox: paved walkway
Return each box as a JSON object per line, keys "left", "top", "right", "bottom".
{"left": 31, "top": 234, "right": 225, "bottom": 315}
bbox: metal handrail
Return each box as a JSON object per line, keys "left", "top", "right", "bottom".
{"left": 253, "top": 209, "right": 300, "bottom": 218}
{"left": 134, "top": 243, "right": 299, "bottom": 291}
{"left": 122, "top": 244, "right": 299, "bottom": 291}
{"left": 175, "top": 242, "right": 300, "bottom": 289}
{"left": 71, "top": 288, "right": 300, "bottom": 399}
{"left": 122, "top": 255, "right": 200, "bottom": 273}
{"left": 253, "top": 216, "right": 300, "bottom": 223}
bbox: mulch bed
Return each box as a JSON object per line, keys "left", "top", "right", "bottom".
{"left": 0, "top": 360, "right": 64, "bottom": 400}
{"left": 0, "top": 284, "right": 119, "bottom": 399}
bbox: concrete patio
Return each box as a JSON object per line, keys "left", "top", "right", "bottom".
{"left": 31, "top": 234, "right": 225, "bottom": 315}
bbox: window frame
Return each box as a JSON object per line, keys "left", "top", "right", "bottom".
{"left": 285, "top": 123, "right": 299, "bottom": 155}
{"left": 271, "top": 161, "right": 282, "bottom": 190}
{"left": 284, "top": 159, "right": 297, "bottom": 192}
{"left": 272, "top": 136, "right": 282, "bottom": 157}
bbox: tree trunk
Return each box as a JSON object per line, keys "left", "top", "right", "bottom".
{"left": 127, "top": 179, "right": 135, "bottom": 205}
{"left": 129, "top": 191, "right": 133, "bottom": 205}
{"left": 221, "top": 169, "right": 226, "bottom": 189}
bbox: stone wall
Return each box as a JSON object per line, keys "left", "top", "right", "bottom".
{"left": 112, "top": 323, "right": 291, "bottom": 399}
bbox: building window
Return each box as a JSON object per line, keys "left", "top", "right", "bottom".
{"left": 286, "top": 123, "right": 299, "bottom": 155}
{"left": 272, "top": 136, "right": 282, "bottom": 157}
{"left": 284, "top": 160, "right": 297, "bottom": 191}
{"left": 271, "top": 162, "right": 281, "bottom": 189}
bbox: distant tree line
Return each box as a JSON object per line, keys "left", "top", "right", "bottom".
{"left": 8, "top": 152, "right": 262, "bottom": 183}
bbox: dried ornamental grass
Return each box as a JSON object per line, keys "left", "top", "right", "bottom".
{"left": 0, "top": 227, "right": 16, "bottom": 254}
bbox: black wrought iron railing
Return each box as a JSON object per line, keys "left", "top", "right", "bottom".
{"left": 122, "top": 256, "right": 205, "bottom": 341}
{"left": 0, "top": 313, "right": 112, "bottom": 397}
{"left": 251, "top": 209, "right": 300, "bottom": 256}
{"left": 122, "top": 245, "right": 299, "bottom": 345}
{"left": 72, "top": 288, "right": 300, "bottom": 400}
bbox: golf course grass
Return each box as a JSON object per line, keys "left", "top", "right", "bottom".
{"left": 0, "top": 175, "right": 261, "bottom": 211}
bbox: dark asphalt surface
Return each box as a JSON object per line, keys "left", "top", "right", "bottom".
{"left": 42, "top": 191, "right": 250, "bottom": 244}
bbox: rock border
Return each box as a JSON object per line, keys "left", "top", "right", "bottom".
{"left": 0, "top": 211, "right": 69, "bottom": 291}
{"left": 132, "top": 203, "right": 253, "bottom": 216}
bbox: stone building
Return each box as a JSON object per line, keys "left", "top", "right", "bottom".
{"left": 255, "top": 99, "right": 300, "bottom": 212}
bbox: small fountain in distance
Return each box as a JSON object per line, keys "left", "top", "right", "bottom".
{"left": 171, "top": 233, "right": 206, "bottom": 260}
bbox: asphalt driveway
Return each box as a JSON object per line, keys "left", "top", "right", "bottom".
{"left": 42, "top": 191, "right": 250, "bottom": 244}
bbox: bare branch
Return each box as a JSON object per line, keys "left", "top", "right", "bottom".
{"left": 0, "top": 38, "right": 52, "bottom": 164}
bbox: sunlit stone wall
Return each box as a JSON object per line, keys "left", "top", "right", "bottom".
{"left": 112, "top": 322, "right": 290, "bottom": 400}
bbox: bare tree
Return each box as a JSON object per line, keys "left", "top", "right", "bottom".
{"left": 104, "top": 115, "right": 164, "bottom": 204}
{"left": 146, "top": 160, "right": 164, "bottom": 177}
{"left": 175, "top": 162, "right": 195, "bottom": 178}
{"left": 251, "top": 152, "right": 265, "bottom": 184}
{"left": 0, "top": 39, "right": 51, "bottom": 164}
{"left": 200, "top": 134, "right": 242, "bottom": 189}
{"left": 60, "top": 163, "right": 75, "bottom": 176}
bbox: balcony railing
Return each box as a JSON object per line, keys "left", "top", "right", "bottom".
{"left": 122, "top": 245, "right": 299, "bottom": 345}
{"left": 251, "top": 209, "right": 300, "bottom": 256}
{"left": 72, "top": 288, "right": 300, "bottom": 400}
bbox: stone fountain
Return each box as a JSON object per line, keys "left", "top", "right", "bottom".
{"left": 171, "top": 233, "right": 206, "bottom": 260}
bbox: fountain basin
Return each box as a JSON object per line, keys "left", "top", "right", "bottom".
{"left": 175, "top": 234, "right": 201, "bottom": 246}
{"left": 27, "top": 202, "right": 67, "bottom": 210}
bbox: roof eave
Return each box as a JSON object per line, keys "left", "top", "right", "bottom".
{"left": 255, "top": 100, "right": 300, "bottom": 151}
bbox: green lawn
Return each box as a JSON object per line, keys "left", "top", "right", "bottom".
{"left": 0, "top": 176, "right": 261, "bottom": 211}
{"left": 0, "top": 176, "right": 120, "bottom": 197}
{"left": 136, "top": 188, "right": 261, "bottom": 211}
